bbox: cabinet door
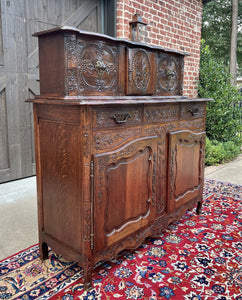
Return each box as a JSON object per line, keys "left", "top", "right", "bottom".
{"left": 93, "top": 137, "right": 157, "bottom": 253}
{"left": 167, "top": 130, "right": 205, "bottom": 212}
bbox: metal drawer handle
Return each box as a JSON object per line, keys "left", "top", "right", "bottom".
{"left": 110, "top": 112, "right": 131, "bottom": 124}
{"left": 189, "top": 108, "right": 199, "bottom": 116}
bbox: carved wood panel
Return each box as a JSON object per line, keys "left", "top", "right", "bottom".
{"left": 167, "top": 130, "right": 205, "bottom": 212}
{"left": 106, "top": 149, "right": 151, "bottom": 234}
{"left": 144, "top": 125, "right": 167, "bottom": 215}
{"left": 156, "top": 142, "right": 167, "bottom": 214}
{"left": 178, "top": 119, "right": 205, "bottom": 132}
{"left": 39, "top": 119, "right": 82, "bottom": 252}
{"left": 156, "top": 53, "right": 183, "bottom": 96}
{"left": 94, "top": 136, "right": 157, "bottom": 253}
{"left": 65, "top": 38, "right": 119, "bottom": 95}
{"left": 127, "top": 48, "right": 154, "bottom": 95}
{"left": 94, "top": 128, "right": 142, "bottom": 152}
{"left": 144, "top": 104, "right": 179, "bottom": 123}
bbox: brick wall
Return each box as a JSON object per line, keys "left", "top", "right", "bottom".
{"left": 116, "top": 0, "right": 203, "bottom": 98}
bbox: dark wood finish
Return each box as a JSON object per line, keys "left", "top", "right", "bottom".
{"left": 29, "top": 28, "right": 211, "bottom": 289}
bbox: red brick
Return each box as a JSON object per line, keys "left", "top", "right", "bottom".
{"left": 133, "top": 2, "right": 141, "bottom": 9}
{"left": 116, "top": 10, "right": 123, "bottom": 17}
{"left": 153, "top": 3, "right": 161, "bottom": 11}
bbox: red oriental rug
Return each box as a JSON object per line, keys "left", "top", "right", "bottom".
{"left": 0, "top": 179, "right": 241, "bottom": 300}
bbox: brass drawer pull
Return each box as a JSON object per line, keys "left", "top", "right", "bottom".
{"left": 189, "top": 108, "right": 199, "bottom": 116}
{"left": 110, "top": 112, "right": 131, "bottom": 124}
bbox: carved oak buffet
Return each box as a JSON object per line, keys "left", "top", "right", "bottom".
{"left": 29, "top": 27, "right": 211, "bottom": 289}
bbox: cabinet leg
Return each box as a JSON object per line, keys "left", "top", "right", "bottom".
{"left": 82, "top": 260, "right": 93, "bottom": 290}
{"left": 39, "top": 242, "right": 49, "bottom": 260}
{"left": 196, "top": 201, "right": 202, "bottom": 215}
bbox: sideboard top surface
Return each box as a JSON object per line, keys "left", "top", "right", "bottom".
{"left": 28, "top": 95, "right": 213, "bottom": 105}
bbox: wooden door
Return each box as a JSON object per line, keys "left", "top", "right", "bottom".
{"left": 0, "top": 0, "right": 108, "bottom": 183}
{"left": 93, "top": 137, "right": 157, "bottom": 253}
{"left": 167, "top": 130, "right": 206, "bottom": 212}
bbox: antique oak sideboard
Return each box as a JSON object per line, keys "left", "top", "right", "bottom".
{"left": 28, "top": 27, "right": 211, "bottom": 289}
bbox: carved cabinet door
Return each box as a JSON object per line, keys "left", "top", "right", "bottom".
{"left": 93, "top": 136, "right": 157, "bottom": 253}
{"left": 167, "top": 130, "right": 206, "bottom": 212}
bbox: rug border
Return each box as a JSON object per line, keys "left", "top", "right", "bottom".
{"left": 204, "top": 177, "right": 242, "bottom": 188}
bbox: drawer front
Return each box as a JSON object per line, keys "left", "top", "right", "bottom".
{"left": 94, "top": 106, "right": 142, "bottom": 128}
{"left": 37, "top": 104, "right": 80, "bottom": 123}
{"left": 180, "top": 102, "right": 206, "bottom": 120}
{"left": 126, "top": 48, "right": 155, "bottom": 95}
{"left": 144, "top": 104, "right": 180, "bottom": 124}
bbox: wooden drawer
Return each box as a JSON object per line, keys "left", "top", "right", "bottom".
{"left": 144, "top": 104, "right": 179, "bottom": 124}
{"left": 37, "top": 104, "right": 80, "bottom": 123}
{"left": 180, "top": 102, "right": 206, "bottom": 120}
{"left": 93, "top": 106, "right": 142, "bottom": 128}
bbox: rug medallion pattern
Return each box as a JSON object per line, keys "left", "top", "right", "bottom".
{"left": 0, "top": 179, "right": 241, "bottom": 299}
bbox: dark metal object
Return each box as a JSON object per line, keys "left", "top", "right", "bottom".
{"left": 111, "top": 112, "right": 131, "bottom": 124}
{"left": 189, "top": 108, "right": 199, "bottom": 116}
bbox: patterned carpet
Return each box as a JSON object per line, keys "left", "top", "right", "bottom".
{"left": 0, "top": 179, "right": 241, "bottom": 299}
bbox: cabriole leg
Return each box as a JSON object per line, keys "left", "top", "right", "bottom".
{"left": 82, "top": 259, "right": 93, "bottom": 290}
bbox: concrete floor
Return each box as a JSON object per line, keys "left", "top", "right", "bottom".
{"left": 204, "top": 153, "right": 242, "bottom": 185}
{"left": 0, "top": 154, "right": 241, "bottom": 261}
{"left": 0, "top": 177, "right": 38, "bottom": 260}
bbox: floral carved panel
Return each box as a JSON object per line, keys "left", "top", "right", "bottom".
{"left": 127, "top": 48, "right": 154, "bottom": 95}
{"left": 144, "top": 105, "right": 179, "bottom": 123}
{"left": 156, "top": 53, "right": 182, "bottom": 95}
{"left": 65, "top": 37, "right": 118, "bottom": 95}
